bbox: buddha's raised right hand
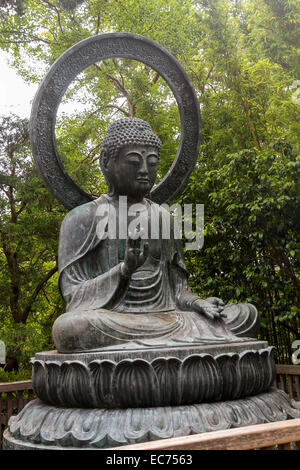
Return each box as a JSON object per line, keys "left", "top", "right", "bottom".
{"left": 121, "top": 230, "right": 149, "bottom": 278}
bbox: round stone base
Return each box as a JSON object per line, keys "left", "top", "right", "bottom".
{"left": 3, "top": 388, "right": 300, "bottom": 450}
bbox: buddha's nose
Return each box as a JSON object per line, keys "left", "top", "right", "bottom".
{"left": 138, "top": 158, "right": 149, "bottom": 176}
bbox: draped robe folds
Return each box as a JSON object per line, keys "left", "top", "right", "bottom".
{"left": 52, "top": 195, "right": 248, "bottom": 353}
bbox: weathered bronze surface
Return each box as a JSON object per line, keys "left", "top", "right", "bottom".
{"left": 4, "top": 389, "right": 300, "bottom": 450}
{"left": 51, "top": 117, "right": 258, "bottom": 353}
{"left": 31, "top": 344, "right": 275, "bottom": 408}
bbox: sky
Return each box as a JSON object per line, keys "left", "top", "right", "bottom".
{"left": 0, "top": 50, "right": 84, "bottom": 119}
{"left": 0, "top": 51, "right": 38, "bottom": 118}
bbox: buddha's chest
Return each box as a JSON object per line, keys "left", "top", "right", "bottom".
{"left": 116, "top": 203, "right": 163, "bottom": 261}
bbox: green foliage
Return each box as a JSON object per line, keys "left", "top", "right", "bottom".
{"left": 0, "top": 0, "right": 24, "bottom": 16}
{"left": 0, "top": 367, "right": 31, "bottom": 383}
{"left": 183, "top": 145, "right": 299, "bottom": 301}
{"left": 180, "top": 142, "right": 300, "bottom": 362}
{"left": 0, "top": 115, "right": 65, "bottom": 368}
{"left": 0, "top": 0, "right": 299, "bottom": 366}
{"left": 0, "top": 274, "right": 63, "bottom": 367}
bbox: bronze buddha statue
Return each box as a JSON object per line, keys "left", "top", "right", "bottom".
{"left": 5, "top": 35, "right": 299, "bottom": 453}
{"left": 52, "top": 118, "right": 258, "bottom": 353}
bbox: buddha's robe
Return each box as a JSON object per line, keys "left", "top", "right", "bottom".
{"left": 52, "top": 195, "right": 253, "bottom": 353}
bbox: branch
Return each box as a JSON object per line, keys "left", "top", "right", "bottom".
{"left": 70, "top": 12, "right": 81, "bottom": 30}
{"left": 42, "top": 286, "right": 51, "bottom": 305}
{"left": 71, "top": 143, "right": 102, "bottom": 171}
{"left": 1, "top": 230, "right": 21, "bottom": 322}
{"left": 0, "top": 177, "right": 11, "bottom": 195}
{"left": 105, "top": 72, "right": 128, "bottom": 94}
{"left": 22, "top": 263, "right": 58, "bottom": 322}
{"left": 105, "top": 73, "right": 135, "bottom": 117}
{"left": 0, "top": 29, "right": 59, "bottom": 45}
{"left": 205, "top": 65, "right": 215, "bottom": 83}
{"left": 16, "top": 201, "right": 27, "bottom": 216}
{"left": 152, "top": 71, "right": 160, "bottom": 84}
{"left": 95, "top": 13, "right": 101, "bottom": 34}
{"left": 40, "top": 0, "right": 64, "bottom": 34}
{"left": 29, "top": 248, "right": 48, "bottom": 268}
{"left": 105, "top": 103, "right": 130, "bottom": 117}
{"left": 40, "top": 0, "right": 59, "bottom": 11}
{"left": 93, "top": 64, "right": 135, "bottom": 117}
{"left": 80, "top": 107, "right": 102, "bottom": 127}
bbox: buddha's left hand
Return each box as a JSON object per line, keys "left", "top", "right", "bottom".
{"left": 205, "top": 297, "right": 226, "bottom": 312}
{"left": 192, "top": 298, "right": 227, "bottom": 320}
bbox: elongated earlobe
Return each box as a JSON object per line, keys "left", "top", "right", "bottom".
{"left": 100, "top": 148, "right": 116, "bottom": 197}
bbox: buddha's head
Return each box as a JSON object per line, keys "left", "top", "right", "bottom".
{"left": 100, "top": 118, "right": 161, "bottom": 200}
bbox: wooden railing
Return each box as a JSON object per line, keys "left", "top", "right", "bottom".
{"left": 0, "top": 364, "right": 299, "bottom": 449}
{"left": 274, "top": 364, "right": 300, "bottom": 401}
{"left": 110, "top": 419, "right": 300, "bottom": 450}
{"left": 112, "top": 365, "right": 300, "bottom": 451}
{"left": 0, "top": 380, "right": 34, "bottom": 448}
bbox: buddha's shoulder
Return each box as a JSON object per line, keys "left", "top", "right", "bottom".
{"left": 61, "top": 196, "right": 108, "bottom": 229}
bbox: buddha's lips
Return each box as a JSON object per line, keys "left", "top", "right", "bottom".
{"left": 136, "top": 178, "right": 150, "bottom": 183}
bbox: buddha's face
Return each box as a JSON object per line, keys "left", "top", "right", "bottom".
{"left": 107, "top": 144, "right": 159, "bottom": 200}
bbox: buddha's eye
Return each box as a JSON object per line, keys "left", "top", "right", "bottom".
{"left": 147, "top": 155, "right": 159, "bottom": 166}
{"left": 125, "top": 154, "right": 140, "bottom": 164}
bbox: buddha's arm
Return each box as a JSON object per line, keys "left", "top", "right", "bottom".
{"left": 170, "top": 262, "right": 226, "bottom": 320}
{"left": 167, "top": 224, "right": 201, "bottom": 311}
{"left": 170, "top": 260, "right": 200, "bottom": 311}
{"left": 169, "top": 237, "right": 225, "bottom": 320}
{"left": 58, "top": 199, "right": 133, "bottom": 313}
{"left": 59, "top": 260, "right": 130, "bottom": 312}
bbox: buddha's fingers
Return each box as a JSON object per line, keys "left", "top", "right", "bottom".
{"left": 127, "top": 234, "right": 139, "bottom": 248}
{"left": 128, "top": 230, "right": 143, "bottom": 248}
{"left": 204, "top": 311, "right": 215, "bottom": 320}
{"left": 142, "top": 242, "right": 149, "bottom": 261}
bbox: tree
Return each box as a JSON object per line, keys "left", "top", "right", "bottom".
{"left": 0, "top": 0, "right": 299, "bottom": 363}
{"left": 0, "top": 0, "right": 24, "bottom": 16}
{"left": 0, "top": 0, "right": 200, "bottom": 185}
{"left": 181, "top": 0, "right": 300, "bottom": 362}
{"left": 0, "top": 115, "right": 65, "bottom": 364}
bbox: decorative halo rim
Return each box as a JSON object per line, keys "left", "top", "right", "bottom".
{"left": 30, "top": 33, "right": 201, "bottom": 209}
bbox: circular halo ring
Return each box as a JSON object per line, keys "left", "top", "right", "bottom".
{"left": 30, "top": 33, "right": 201, "bottom": 209}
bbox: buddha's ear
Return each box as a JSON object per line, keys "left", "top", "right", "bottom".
{"left": 100, "top": 148, "right": 109, "bottom": 173}
{"left": 100, "top": 149, "right": 116, "bottom": 196}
